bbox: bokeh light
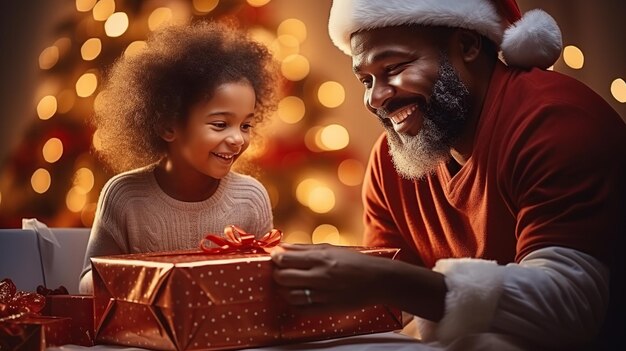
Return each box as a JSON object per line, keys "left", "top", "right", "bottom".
{"left": 277, "top": 18, "right": 307, "bottom": 43}
{"left": 610, "top": 78, "right": 626, "bottom": 103}
{"left": 76, "top": 72, "right": 98, "bottom": 97}
{"left": 247, "top": 0, "right": 271, "bottom": 7}
{"left": 124, "top": 41, "right": 148, "bottom": 58}
{"left": 81, "top": 38, "right": 102, "bottom": 61}
{"left": 193, "top": 0, "right": 219, "bottom": 13}
{"left": 31, "top": 169, "right": 51, "bottom": 194}
{"left": 277, "top": 96, "right": 305, "bottom": 124}
{"left": 317, "top": 81, "right": 345, "bottom": 108}
{"left": 76, "top": 0, "right": 97, "bottom": 12}
{"left": 308, "top": 185, "right": 335, "bottom": 213}
{"left": 73, "top": 168, "right": 95, "bottom": 194}
{"left": 92, "top": 0, "right": 115, "bottom": 21}
{"left": 42, "top": 138, "right": 63, "bottom": 163}
{"left": 66, "top": 187, "right": 88, "bottom": 213}
{"left": 37, "top": 95, "right": 57, "bottom": 120}
{"left": 281, "top": 54, "right": 309, "bottom": 81}
{"left": 563, "top": 45, "right": 584, "bottom": 69}
{"left": 283, "top": 229, "right": 311, "bottom": 244}
{"left": 39, "top": 46, "right": 59, "bottom": 70}
{"left": 311, "top": 224, "right": 339, "bottom": 244}
{"left": 104, "top": 12, "right": 129, "bottom": 37}
{"left": 338, "top": 159, "right": 365, "bottom": 186}
{"left": 320, "top": 124, "right": 349, "bottom": 151}
{"left": 148, "top": 7, "right": 173, "bottom": 31}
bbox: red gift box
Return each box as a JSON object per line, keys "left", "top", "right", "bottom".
{"left": 42, "top": 294, "right": 95, "bottom": 346}
{"left": 0, "top": 315, "right": 72, "bottom": 350}
{"left": 91, "top": 247, "right": 402, "bottom": 350}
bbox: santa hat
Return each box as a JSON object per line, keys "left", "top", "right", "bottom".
{"left": 328, "top": 0, "right": 562, "bottom": 69}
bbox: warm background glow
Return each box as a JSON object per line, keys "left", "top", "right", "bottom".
{"left": 0, "top": 0, "right": 624, "bottom": 249}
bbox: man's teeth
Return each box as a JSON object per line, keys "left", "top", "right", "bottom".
{"left": 390, "top": 105, "right": 417, "bottom": 124}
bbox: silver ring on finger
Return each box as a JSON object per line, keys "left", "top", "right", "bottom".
{"left": 304, "top": 288, "right": 313, "bottom": 304}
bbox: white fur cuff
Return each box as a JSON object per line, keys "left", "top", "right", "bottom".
{"left": 426, "top": 258, "right": 506, "bottom": 345}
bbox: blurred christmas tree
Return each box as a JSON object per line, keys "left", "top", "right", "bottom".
{"left": 0, "top": 0, "right": 367, "bottom": 246}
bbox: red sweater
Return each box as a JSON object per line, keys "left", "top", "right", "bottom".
{"left": 362, "top": 61, "right": 626, "bottom": 268}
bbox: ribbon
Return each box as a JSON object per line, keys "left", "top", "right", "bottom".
{"left": 200, "top": 225, "right": 282, "bottom": 254}
{"left": 0, "top": 278, "right": 46, "bottom": 337}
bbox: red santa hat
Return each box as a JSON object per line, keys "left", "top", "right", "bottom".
{"left": 328, "top": 0, "right": 562, "bottom": 69}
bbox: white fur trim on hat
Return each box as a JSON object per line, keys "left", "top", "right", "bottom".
{"left": 328, "top": 0, "right": 562, "bottom": 69}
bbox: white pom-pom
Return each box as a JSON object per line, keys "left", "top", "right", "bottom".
{"left": 501, "top": 9, "right": 562, "bottom": 69}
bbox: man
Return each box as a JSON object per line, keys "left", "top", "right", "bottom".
{"left": 272, "top": 0, "right": 625, "bottom": 349}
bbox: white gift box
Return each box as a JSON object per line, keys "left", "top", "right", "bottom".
{"left": 0, "top": 220, "right": 90, "bottom": 293}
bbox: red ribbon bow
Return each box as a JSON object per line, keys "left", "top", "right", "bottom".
{"left": 200, "top": 225, "right": 282, "bottom": 254}
{"left": 0, "top": 278, "right": 46, "bottom": 337}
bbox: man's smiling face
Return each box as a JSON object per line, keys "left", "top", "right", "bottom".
{"left": 351, "top": 26, "right": 471, "bottom": 179}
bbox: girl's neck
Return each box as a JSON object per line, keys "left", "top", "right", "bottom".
{"left": 153, "top": 159, "right": 221, "bottom": 202}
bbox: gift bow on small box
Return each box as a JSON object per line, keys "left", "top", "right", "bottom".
{"left": 0, "top": 278, "right": 46, "bottom": 338}
{"left": 200, "top": 225, "right": 282, "bottom": 254}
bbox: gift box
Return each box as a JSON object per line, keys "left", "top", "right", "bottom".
{"left": 0, "top": 315, "right": 72, "bottom": 350}
{"left": 92, "top": 247, "right": 402, "bottom": 350}
{"left": 42, "top": 294, "right": 95, "bottom": 346}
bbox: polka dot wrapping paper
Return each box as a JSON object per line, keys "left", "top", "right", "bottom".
{"left": 41, "top": 294, "right": 95, "bottom": 346}
{"left": 0, "top": 315, "right": 72, "bottom": 350}
{"left": 91, "top": 248, "right": 402, "bottom": 350}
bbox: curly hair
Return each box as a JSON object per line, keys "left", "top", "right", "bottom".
{"left": 93, "top": 20, "right": 279, "bottom": 173}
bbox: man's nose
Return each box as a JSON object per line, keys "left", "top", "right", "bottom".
{"left": 366, "top": 80, "right": 394, "bottom": 111}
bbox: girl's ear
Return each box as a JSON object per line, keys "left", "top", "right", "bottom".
{"left": 159, "top": 126, "right": 176, "bottom": 142}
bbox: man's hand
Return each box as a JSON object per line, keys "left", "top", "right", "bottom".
{"left": 271, "top": 243, "right": 390, "bottom": 307}
{"left": 271, "top": 243, "right": 448, "bottom": 322}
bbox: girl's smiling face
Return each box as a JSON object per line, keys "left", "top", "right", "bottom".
{"left": 166, "top": 80, "right": 256, "bottom": 180}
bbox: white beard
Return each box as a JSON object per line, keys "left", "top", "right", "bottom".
{"left": 382, "top": 57, "right": 470, "bottom": 180}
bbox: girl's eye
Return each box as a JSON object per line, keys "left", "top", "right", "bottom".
{"left": 241, "top": 123, "right": 254, "bottom": 132}
{"left": 209, "top": 122, "right": 226, "bottom": 129}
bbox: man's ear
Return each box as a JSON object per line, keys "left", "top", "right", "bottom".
{"left": 159, "top": 126, "right": 176, "bottom": 142}
{"left": 454, "top": 29, "right": 482, "bottom": 63}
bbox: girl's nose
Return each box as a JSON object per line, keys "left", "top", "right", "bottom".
{"left": 226, "top": 130, "right": 245, "bottom": 146}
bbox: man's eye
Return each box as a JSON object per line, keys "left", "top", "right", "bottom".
{"left": 386, "top": 63, "right": 405, "bottom": 75}
{"left": 360, "top": 78, "right": 372, "bottom": 88}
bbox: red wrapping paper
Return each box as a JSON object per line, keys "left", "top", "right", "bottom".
{"left": 42, "top": 295, "right": 95, "bottom": 346}
{"left": 92, "top": 247, "right": 402, "bottom": 350}
{"left": 0, "top": 316, "right": 72, "bottom": 350}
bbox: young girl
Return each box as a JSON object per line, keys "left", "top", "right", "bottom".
{"left": 79, "top": 21, "right": 279, "bottom": 294}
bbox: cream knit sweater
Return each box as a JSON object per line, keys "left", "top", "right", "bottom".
{"left": 79, "top": 166, "right": 273, "bottom": 285}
